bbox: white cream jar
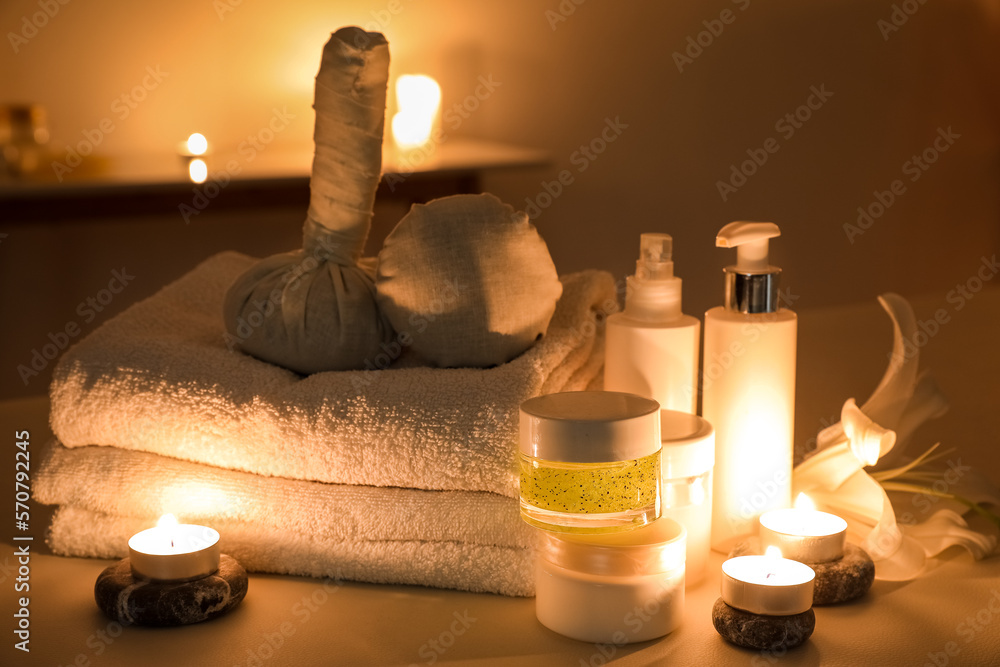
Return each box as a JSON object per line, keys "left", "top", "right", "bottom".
{"left": 534, "top": 517, "right": 686, "bottom": 643}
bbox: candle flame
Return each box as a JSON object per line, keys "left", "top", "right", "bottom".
{"left": 157, "top": 514, "right": 179, "bottom": 549}
{"left": 764, "top": 545, "right": 783, "bottom": 559}
{"left": 186, "top": 133, "right": 208, "bottom": 156}
{"left": 794, "top": 493, "right": 816, "bottom": 512}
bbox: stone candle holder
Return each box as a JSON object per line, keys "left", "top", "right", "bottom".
{"left": 95, "top": 554, "right": 248, "bottom": 626}
{"left": 713, "top": 551, "right": 816, "bottom": 651}
{"left": 712, "top": 598, "right": 815, "bottom": 651}
{"left": 730, "top": 537, "right": 874, "bottom": 605}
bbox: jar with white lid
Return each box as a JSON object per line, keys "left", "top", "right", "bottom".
{"left": 535, "top": 516, "right": 686, "bottom": 643}
{"left": 660, "top": 410, "right": 715, "bottom": 586}
{"left": 519, "top": 391, "right": 661, "bottom": 534}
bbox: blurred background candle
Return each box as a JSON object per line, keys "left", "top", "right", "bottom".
{"left": 178, "top": 132, "right": 210, "bottom": 183}
{"left": 187, "top": 158, "right": 208, "bottom": 183}
{"left": 0, "top": 103, "right": 50, "bottom": 179}
{"left": 177, "top": 132, "right": 209, "bottom": 157}
{"left": 391, "top": 74, "right": 441, "bottom": 152}
{"left": 184, "top": 132, "right": 208, "bottom": 156}
{"left": 759, "top": 493, "right": 848, "bottom": 564}
{"left": 128, "top": 513, "right": 221, "bottom": 582}
{"left": 721, "top": 547, "right": 815, "bottom": 615}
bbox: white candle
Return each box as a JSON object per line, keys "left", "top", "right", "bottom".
{"left": 759, "top": 493, "right": 848, "bottom": 563}
{"left": 128, "top": 514, "right": 221, "bottom": 582}
{"left": 721, "top": 547, "right": 815, "bottom": 615}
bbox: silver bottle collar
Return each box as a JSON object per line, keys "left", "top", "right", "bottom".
{"left": 723, "top": 267, "right": 780, "bottom": 314}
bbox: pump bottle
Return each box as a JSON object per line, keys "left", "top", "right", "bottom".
{"left": 704, "top": 222, "right": 796, "bottom": 551}
{"left": 605, "top": 233, "right": 700, "bottom": 413}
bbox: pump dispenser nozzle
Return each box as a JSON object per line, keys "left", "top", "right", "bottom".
{"left": 716, "top": 221, "right": 780, "bottom": 273}
{"left": 716, "top": 221, "right": 783, "bottom": 314}
{"left": 625, "top": 233, "right": 682, "bottom": 322}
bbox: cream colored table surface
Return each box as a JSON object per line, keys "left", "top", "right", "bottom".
{"left": 2, "top": 287, "right": 1000, "bottom": 667}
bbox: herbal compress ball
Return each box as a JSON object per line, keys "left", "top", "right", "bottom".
{"left": 223, "top": 27, "right": 394, "bottom": 374}
{"left": 375, "top": 193, "right": 562, "bottom": 368}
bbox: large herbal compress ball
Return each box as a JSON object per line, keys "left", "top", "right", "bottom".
{"left": 222, "top": 27, "right": 394, "bottom": 374}
{"left": 375, "top": 194, "right": 562, "bottom": 368}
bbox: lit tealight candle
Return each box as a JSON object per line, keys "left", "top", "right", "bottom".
{"left": 128, "top": 514, "right": 221, "bottom": 582}
{"left": 721, "top": 547, "right": 815, "bottom": 615}
{"left": 759, "top": 493, "right": 848, "bottom": 564}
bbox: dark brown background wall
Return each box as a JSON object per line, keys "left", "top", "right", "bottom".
{"left": 2, "top": 0, "right": 998, "bottom": 401}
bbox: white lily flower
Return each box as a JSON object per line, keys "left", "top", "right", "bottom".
{"left": 793, "top": 294, "right": 998, "bottom": 581}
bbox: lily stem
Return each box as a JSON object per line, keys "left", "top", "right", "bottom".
{"left": 880, "top": 480, "right": 1000, "bottom": 529}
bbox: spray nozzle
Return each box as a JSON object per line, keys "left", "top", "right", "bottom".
{"left": 636, "top": 233, "right": 675, "bottom": 281}
{"left": 716, "top": 221, "right": 780, "bottom": 273}
{"left": 625, "top": 233, "right": 682, "bottom": 322}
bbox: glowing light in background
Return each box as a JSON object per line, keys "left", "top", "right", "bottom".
{"left": 391, "top": 74, "right": 441, "bottom": 150}
{"left": 186, "top": 132, "right": 209, "bottom": 156}
{"left": 158, "top": 483, "right": 232, "bottom": 518}
{"left": 188, "top": 158, "right": 208, "bottom": 183}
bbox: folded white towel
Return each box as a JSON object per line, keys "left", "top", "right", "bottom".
{"left": 50, "top": 252, "right": 613, "bottom": 497}
{"left": 49, "top": 506, "right": 534, "bottom": 597}
{"left": 35, "top": 442, "right": 534, "bottom": 549}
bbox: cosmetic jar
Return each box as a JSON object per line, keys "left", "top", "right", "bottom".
{"left": 519, "top": 391, "right": 661, "bottom": 533}
{"left": 659, "top": 410, "right": 715, "bottom": 585}
{"left": 535, "top": 517, "right": 686, "bottom": 643}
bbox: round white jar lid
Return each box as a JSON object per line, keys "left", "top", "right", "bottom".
{"left": 520, "top": 391, "right": 661, "bottom": 463}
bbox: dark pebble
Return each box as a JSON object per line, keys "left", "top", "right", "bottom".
{"left": 712, "top": 597, "right": 815, "bottom": 651}
{"left": 95, "top": 554, "right": 247, "bottom": 627}
{"left": 810, "top": 543, "right": 875, "bottom": 605}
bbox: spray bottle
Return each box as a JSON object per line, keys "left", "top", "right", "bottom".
{"left": 605, "top": 233, "right": 700, "bottom": 413}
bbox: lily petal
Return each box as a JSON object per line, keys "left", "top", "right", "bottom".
{"left": 860, "top": 294, "right": 920, "bottom": 432}
{"left": 794, "top": 442, "right": 864, "bottom": 494}
{"left": 842, "top": 397, "right": 897, "bottom": 466}
{"left": 870, "top": 534, "right": 928, "bottom": 581}
{"left": 879, "top": 372, "right": 950, "bottom": 467}
{"left": 903, "top": 509, "right": 998, "bottom": 560}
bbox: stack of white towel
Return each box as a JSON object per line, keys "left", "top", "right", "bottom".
{"left": 36, "top": 251, "right": 615, "bottom": 596}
